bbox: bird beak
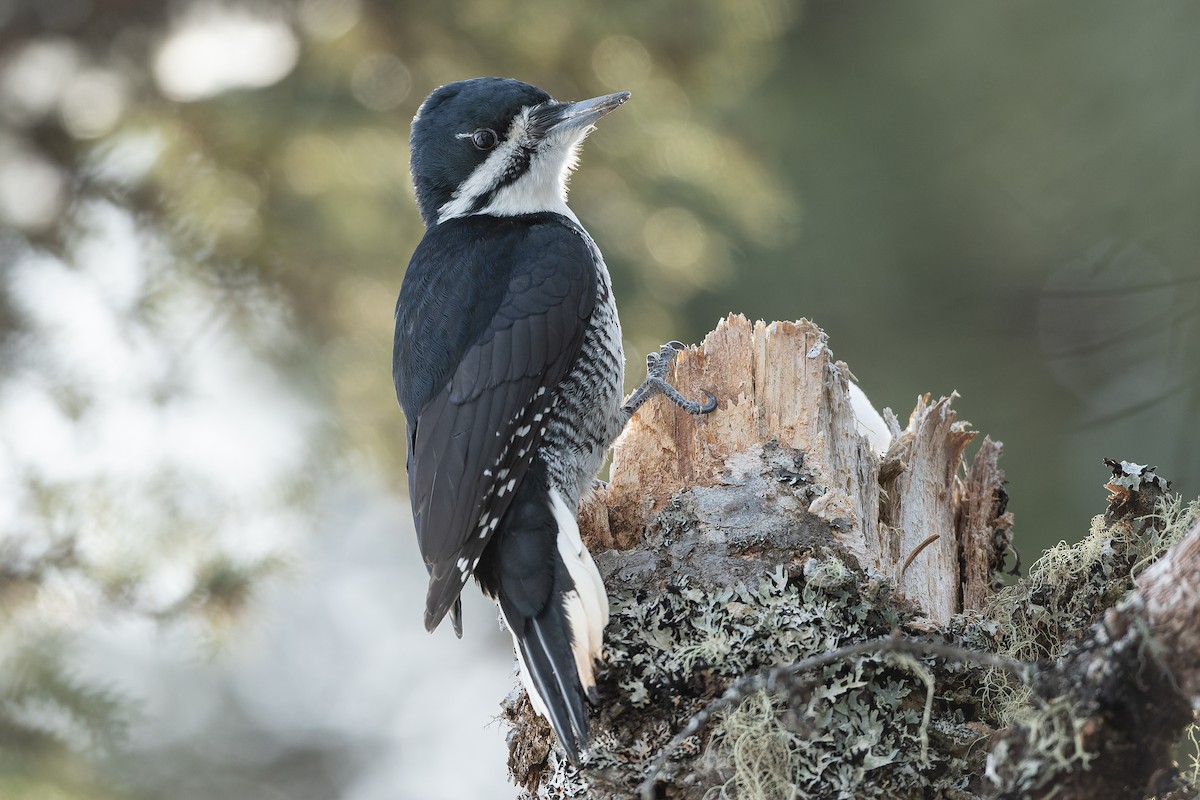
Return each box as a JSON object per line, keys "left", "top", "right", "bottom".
{"left": 538, "top": 91, "right": 630, "bottom": 136}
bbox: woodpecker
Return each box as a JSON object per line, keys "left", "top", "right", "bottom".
{"left": 393, "top": 77, "right": 715, "bottom": 763}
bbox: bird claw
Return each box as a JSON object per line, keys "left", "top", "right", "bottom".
{"left": 623, "top": 341, "right": 718, "bottom": 416}
{"left": 645, "top": 341, "right": 687, "bottom": 377}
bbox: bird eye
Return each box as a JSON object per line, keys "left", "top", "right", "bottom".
{"left": 470, "top": 128, "right": 498, "bottom": 150}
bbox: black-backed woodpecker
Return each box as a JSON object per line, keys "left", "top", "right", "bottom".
{"left": 393, "top": 77, "right": 715, "bottom": 764}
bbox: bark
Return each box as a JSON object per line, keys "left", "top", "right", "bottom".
{"left": 503, "top": 315, "right": 1200, "bottom": 800}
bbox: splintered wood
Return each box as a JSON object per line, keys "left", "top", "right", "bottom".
{"left": 583, "top": 314, "right": 1006, "bottom": 622}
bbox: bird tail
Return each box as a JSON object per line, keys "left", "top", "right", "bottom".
{"left": 504, "top": 579, "right": 590, "bottom": 764}
{"left": 475, "top": 464, "right": 608, "bottom": 764}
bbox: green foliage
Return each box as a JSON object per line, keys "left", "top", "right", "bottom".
{"left": 0, "top": 640, "right": 127, "bottom": 753}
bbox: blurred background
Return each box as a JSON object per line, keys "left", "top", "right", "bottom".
{"left": 1, "top": 0, "right": 1197, "bottom": 797}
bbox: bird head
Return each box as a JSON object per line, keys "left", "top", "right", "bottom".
{"left": 409, "top": 77, "right": 629, "bottom": 227}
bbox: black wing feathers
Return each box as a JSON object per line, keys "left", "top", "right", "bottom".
{"left": 393, "top": 214, "right": 598, "bottom": 633}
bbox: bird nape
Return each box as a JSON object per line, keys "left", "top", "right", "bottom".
{"left": 392, "top": 76, "right": 716, "bottom": 765}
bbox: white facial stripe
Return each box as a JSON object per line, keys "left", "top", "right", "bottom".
{"left": 438, "top": 109, "right": 531, "bottom": 222}
{"left": 437, "top": 106, "right": 587, "bottom": 225}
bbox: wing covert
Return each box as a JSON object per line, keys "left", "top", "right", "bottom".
{"left": 393, "top": 215, "right": 599, "bottom": 632}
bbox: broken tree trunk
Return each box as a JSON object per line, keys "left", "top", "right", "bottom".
{"left": 504, "top": 315, "right": 1199, "bottom": 799}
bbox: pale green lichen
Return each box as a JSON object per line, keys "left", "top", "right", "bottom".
{"left": 509, "top": 459, "right": 1199, "bottom": 799}
{"left": 533, "top": 552, "right": 980, "bottom": 799}
{"left": 984, "top": 695, "right": 1097, "bottom": 794}
{"left": 701, "top": 692, "right": 801, "bottom": 800}
{"left": 981, "top": 495, "right": 1200, "bottom": 726}
{"left": 1181, "top": 724, "right": 1200, "bottom": 790}
{"left": 601, "top": 558, "right": 894, "bottom": 710}
{"left": 698, "top": 647, "right": 943, "bottom": 800}
{"left": 975, "top": 493, "right": 1200, "bottom": 796}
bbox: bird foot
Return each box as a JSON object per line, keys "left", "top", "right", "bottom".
{"left": 622, "top": 341, "right": 717, "bottom": 416}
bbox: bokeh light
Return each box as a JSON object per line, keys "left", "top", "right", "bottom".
{"left": 154, "top": 7, "right": 298, "bottom": 102}
{"left": 350, "top": 53, "right": 411, "bottom": 112}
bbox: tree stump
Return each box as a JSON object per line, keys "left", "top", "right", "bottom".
{"left": 504, "top": 315, "right": 1200, "bottom": 800}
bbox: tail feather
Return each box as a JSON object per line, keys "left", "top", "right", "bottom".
{"left": 450, "top": 596, "right": 463, "bottom": 638}
{"left": 549, "top": 489, "right": 609, "bottom": 696}
{"left": 472, "top": 462, "right": 604, "bottom": 764}
{"left": 499, "top": 587, "right": 588, "bottom": 762}
{"left": 521, "top": 612, "right": 589, "bottom": 760}
{"left": 497, "top": 559, "right": 591, "bottom": 764}
{"left": 423, "top": 561, "right": 464, "bottom": 634}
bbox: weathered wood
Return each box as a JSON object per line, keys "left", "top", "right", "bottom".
{"left": 584, "top": 314, "right": 999, "bottom": 623}
{"left": 596, "top": 316, "right": 875, "bottom": 551}
{"left": 956, "top": 437, "right": 1011, "bottom": 611}
{"left": 877, "top": 393, "right": 977, "bottom": 621}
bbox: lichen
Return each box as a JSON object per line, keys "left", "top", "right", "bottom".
{"left": 699, "top": 651, "right": 942, "bottom": 800}
{"left": 984, "top": 695, "right": 1096, "bottom": 794}
{"left": 505, "top": 448, "right": 1200, "bottom": 799}
{"left": 981, "top": 493, "right": 1199, "bottom": 725}
{"left": 509, "top": 543, "right": 989, "bottom": 799}
{"left": 1181, "top": 724, "right": 1200, "bottom": 790}
{"left": 976, "top": 488, "right": 1200, "bottom": 797}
